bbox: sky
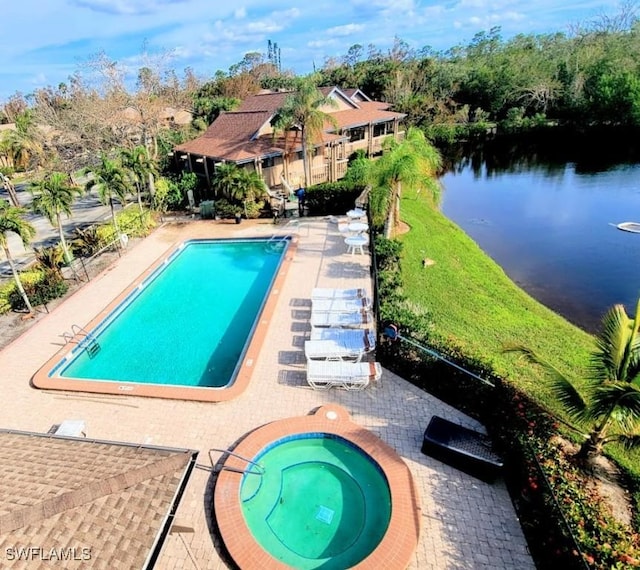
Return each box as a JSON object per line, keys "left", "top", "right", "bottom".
{"left": 0, "top": 0, "right": 622, "bottom": 102}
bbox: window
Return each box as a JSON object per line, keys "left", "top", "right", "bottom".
{"left": 261, "top": 156, "right": 276, "bottom": 168}
{"left": 347, "top": 126, "right": 366, "bottom": 142}
{"left": 373, "top": 122, "right": 395, "bottom": 138}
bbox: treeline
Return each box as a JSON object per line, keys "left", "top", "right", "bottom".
{"left": 1, "top": 3, "right": 640, "bottom": 176}
{"left": 318, "top": 8, "right": 640, "bottom": 139}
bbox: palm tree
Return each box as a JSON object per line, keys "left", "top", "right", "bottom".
{"left": 84, "top": 155, "right": 129, "bottom": 238}
{"left": 272, "top": 76, "right": 338, "bottom": 188}
{"left": 212, "top": 162, "right": 243, "bottom": 200}
{"left": 30, "top": 172, "right": 83, "bottom": 279}
{"left": 504, "top": 298, "right": 640, "bottom": 463}
{"left": 212, "top": 163, "right": 267, "bottom": 216}
{"left": 369, "top": 126, "right": 442, "bottom": 237}
{"left": 0, "top": 199, "right": 36, "bottom": 313}
{"left": 120, "top": 145, "right": 158, "bottom": 212}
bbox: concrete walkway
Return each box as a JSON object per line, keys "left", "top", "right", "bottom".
{"left": 0, "top": 217, "right": 534, "bottom": 569}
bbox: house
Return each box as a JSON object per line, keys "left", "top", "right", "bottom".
{"left": 173, "top": 87, "right": 406, "bottom": 193}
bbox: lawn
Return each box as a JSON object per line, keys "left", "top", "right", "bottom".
{"left": 396, "top": 194, "right": 640, "bottom": 474}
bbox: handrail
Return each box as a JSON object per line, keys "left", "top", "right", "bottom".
{"left": 208, "top": 447, "right": 264, "bottom": 476}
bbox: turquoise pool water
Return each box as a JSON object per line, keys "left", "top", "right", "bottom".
{"left": 240, "top": 434, "right": 391, "bottom": 569}
{"left": 53, "top": 239, "right": 286, "bottom": 388}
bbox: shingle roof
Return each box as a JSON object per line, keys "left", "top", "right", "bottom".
{"left": 329, "top": 101, "right": 404, "bottom": 130}
{"left": 175, "top": 88, "right": 406, "bottom": 162}
{"left": 0, "top": 430, "right": 196, "bottom": 570}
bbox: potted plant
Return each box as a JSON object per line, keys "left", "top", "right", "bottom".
{"left": 234, "top": 208, "right": 243, "bottom": 224}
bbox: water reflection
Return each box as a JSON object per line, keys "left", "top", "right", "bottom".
{"left": 440, "top": 132, "right": 640, "bottom": 332}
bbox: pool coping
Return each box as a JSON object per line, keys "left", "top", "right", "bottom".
{"left": 214, "top": 404, "right": 422, "bottom": 569}
{"left": 31, "top": 236, "right": 298, "bottom": 403}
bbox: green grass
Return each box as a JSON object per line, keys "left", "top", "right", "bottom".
{"left": 397, "top": 194, "right": 640, "bottom": 474}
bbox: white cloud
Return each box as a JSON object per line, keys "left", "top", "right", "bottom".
{"left": 71, "top": 0, "right": 190, "bottom": 16}
{"left": 234, "top": 7, "right": 247, "bottom": 19}
{"left": 326, "top": 23, "right": 365, "bottom": 37}
{"left": 307, "top": 39, "right": 339, "bottom": 48}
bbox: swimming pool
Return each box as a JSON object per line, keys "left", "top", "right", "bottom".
{"left": 214, "top": 405, "right": 421, "bottom": 569}
{"left": 240, "top": 434, "right": 391, "bottom": 569}
{"left": 33, "top": 238, "right": 292, "bottom": 402}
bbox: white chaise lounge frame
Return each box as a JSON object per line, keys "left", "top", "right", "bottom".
{"left": 306, "top": 360, "right": 382, "bottom": 390}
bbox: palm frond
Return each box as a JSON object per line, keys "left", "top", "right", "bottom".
{"left": 503, "top": 343, "right": 588, "bottom": 419}
{"left": 611, "top": 433, "right": 640, "bottom": 450}
{"left": 591, "top": 303, "right": 634, "bottom": 382}
{"left": 589, "top": 383, "right": 640, "bottom": 431}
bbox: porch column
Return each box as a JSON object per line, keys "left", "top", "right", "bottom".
{"left": 203, "top": 156, "right": 211, "bottom": 188}
{"left": 367, "top": 123, "right": 373, "bottom": 156}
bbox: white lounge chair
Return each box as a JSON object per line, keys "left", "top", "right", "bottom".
{"left": 306, "top": 360, "right": 382, "bottom": 390}
{"left": 305, "top": 339, "right": 366, "bottom": 362}
{"left": 312, "top": 297, "right": 372, "bottom": 313}
{"left": 310, "top": 309, "right": 373, "bottom": 328}
{"left": 310, "top": 327, "right": 376, "bottom": 351}
{"left": 304, "top": 327, "right": 375, "bottom": 362}
{"left": 311, "top": 287, "right": 367, "bottom": 300}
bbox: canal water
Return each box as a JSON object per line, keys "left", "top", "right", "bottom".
{"left": 440, "top": 134, "right": 640, "bottom": 332}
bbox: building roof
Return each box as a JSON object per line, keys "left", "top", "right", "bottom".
{"left": 0, "top": 429, "right": 196, "bottom": 570}
{"left": 175, "top": 87, "right": 406, "bottom": 163}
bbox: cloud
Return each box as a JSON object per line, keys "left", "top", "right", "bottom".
{"left": 350, "top": 0, "right": 416, "bottom": 17}
{"left": 234, "top": 7, "right": 246, "bottom": 19}
{"left": 326, "top": 23, "right": 365, "bottom": 37}
{"left": 71, "top": 0, "right": 190, "bottom": 16}
{"left": 307, "top": 39, "right": 339, "bottom": 48}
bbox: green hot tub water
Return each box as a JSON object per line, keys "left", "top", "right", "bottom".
{"left": 240, "top": 434, "right": 391, "bottom": 569}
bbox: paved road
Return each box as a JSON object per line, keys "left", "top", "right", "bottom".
{"left": 0, "top": 182, "right": 113, "bottom": 278}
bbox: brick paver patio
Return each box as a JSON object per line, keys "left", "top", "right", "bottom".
{"left": 0, "top": 216, "right": 534, "bottom": 569}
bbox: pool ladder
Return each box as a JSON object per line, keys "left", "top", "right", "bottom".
{"left": 265, "top": 234, "right": 290, "bottom": 253}
{"left": 209, "top": 448, "right": 264, "bottom": 476}
{"left": 60, "top": 324, "right": 101, "bottom": 359}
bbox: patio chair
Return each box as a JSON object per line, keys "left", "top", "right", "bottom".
{"left": 310, "top": 327, "right": 376, "bottom": 351}
{"left": 304, "top": 331, "right": 374, "bottom": 361}
{"left": 312, "top": 297, "right": 372, "bottom": 313}
{"left": 311, "top": 287, "right": 367, "bottom": 300}
{"left": 310, "top": 309, "right": 373, "bottom": 328}
{"left": 306, "top": 359, "right": 382, "bottom": 390}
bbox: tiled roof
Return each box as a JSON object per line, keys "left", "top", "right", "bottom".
{"left": 175, "top": 88, "right": 406, "bottom": 162}
{"left": 0, "top": 430, "right": 196, "bottom": 570}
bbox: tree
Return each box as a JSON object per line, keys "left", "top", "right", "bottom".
{"left": 504, "top": 299, "right": 640, "bottom": 463}
{"left": 0, "top": 199, "right": 36, "bottom": 313}
{"left": 369, "top": 126, "right": 441, "bottom": 236}
{"left": 272, "top": 76, "right": 338, "bottom": 188}
{"left": 120, "top": 145, "right": 158, "bottom": 211}
{"left": 30, "top": 172, "right": 83, "bottom": 279}
{"left": 84, "top": 155, "right": 129, "bottom": 237}
{"left": 212, "top": 163, "right": 266, "bottom": 202}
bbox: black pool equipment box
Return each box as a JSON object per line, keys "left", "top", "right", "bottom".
{"left": 421, "top": 415, "right": 503, "bottom": 482}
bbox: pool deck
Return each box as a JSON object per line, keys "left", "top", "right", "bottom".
{"left": 0, "top": 217, "right": 534, "bottom": 569}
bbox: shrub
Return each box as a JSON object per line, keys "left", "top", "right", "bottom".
{"left": 7, "top": 270, "right": 69, "bottom": 311}
{"left": 243, "top": 199, "right": 265, "bottom": 219}
{"left": 72, "top": 226, "right": 105, "bottom": 257}
{"left": 305, "top": 181, "right": 365, "bottom": 215}
{"left": 117, "top": 208, "right": 155, "bottom": 238}
{"left": 213, "top": 198, "right": 238, "bottom": 219}
{"left": 33, "top": 245, "right": 65, "bottom": 275}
